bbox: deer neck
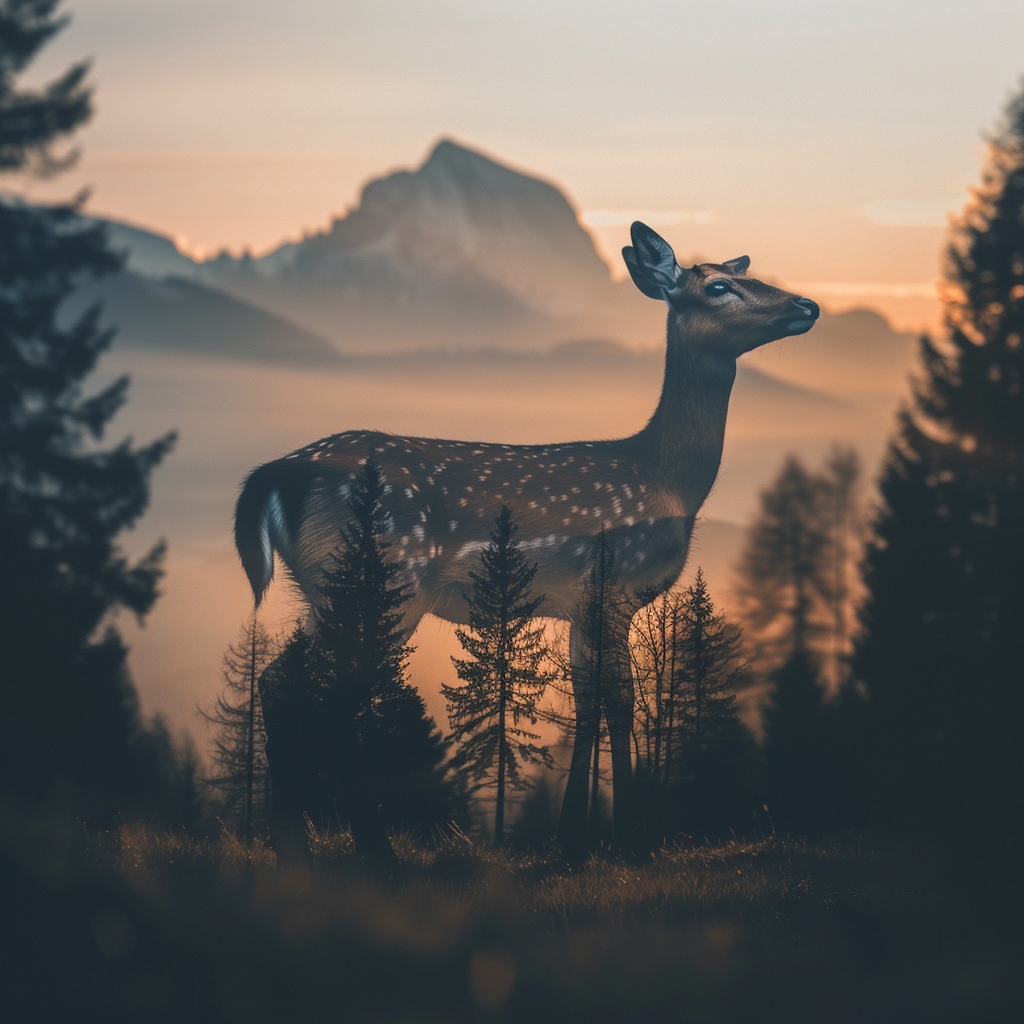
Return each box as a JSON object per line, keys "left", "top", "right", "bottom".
{"left": 637, "top": 314, "right": 737, "bottom": 516}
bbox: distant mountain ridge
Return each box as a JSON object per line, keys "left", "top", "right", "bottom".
{"left": 50, "top": 137, "right": 917, "bottom": 397}
{"left": 275, "top": 140, "right": 612, "bottom": 315}
{"left": 192, "top": 138, "right": 623, "bottom": 351}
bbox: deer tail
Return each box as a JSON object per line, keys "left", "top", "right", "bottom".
{"left": 234, "top": 460, "right": 310, "bottom": 607}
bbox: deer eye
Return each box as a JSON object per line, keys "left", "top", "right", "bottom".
{"left": 704, "top": 280, "right": 731, "bottom": 297}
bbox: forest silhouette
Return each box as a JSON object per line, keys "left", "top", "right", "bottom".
{"left": 2, "top": 3, "right": 1021, "bottom": 1020}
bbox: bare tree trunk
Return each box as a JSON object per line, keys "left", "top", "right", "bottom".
{"left": 245, "top": 614, "right": 257, "bottom": 840}
{"left": 495, "top": 652, "right": 507, "bottom": 846}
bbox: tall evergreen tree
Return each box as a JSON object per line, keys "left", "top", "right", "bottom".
{"left": 444, "top": 506, "right": 553, "bottom": 845}
{"left": 632, "top": 570, "right": 754, "bottom": 843}
{"left": 259, "top": 464, "right": 468, "bottom": 869}
{"left": 821, "top": 447, "right": 863, "bottom": 690}
{"left": 675, "top": 569, "right": 749, "bottom": 792}
{"left": 312, "top": 460, "right": 415, "bottom": 872}
{"left": 258, "top": 623, "right": 320, "bottom": 865}
{"left": 0, "top": 0, "right": 175, "bottom": 815}
{"left": 733, "top": 456, "right": 834, "bottom": 675}
{"left": 202, "top": 615, "right": 276, "bottom": 838}
{"left": 854, "top": 85, "right": 1024, "bottom": 861}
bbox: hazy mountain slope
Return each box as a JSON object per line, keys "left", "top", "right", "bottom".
{"left": 96, "top": 218, "right": 202, "bottom": 281}
{"left": 249, "top": 339, "right": 847, "bottom": 429}
{"left": 72, "top": 141, "right": 919, "bottom": 399}
{"left": 198, "top": 139, "right": 620, "bottom": 352}
{"left": 67, "top": 272, "right": 336, "bottom": 362}
{"left": 285, "top": 139, "right": 612, "bottom": 314}
{"left": 743, "top": 307, "right": 919, "bottom": 399}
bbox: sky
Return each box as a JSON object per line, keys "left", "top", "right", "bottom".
{"left": 12, "top": 0, "right": 1024, "bottom": 332}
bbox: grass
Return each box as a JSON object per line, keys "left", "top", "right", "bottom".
{"left": 2, "top": 817, "right": 1017, "bottom": 1023}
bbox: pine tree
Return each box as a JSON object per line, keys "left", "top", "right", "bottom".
{"left": 444, "top": 506, "right": 553, "bottom": 845}
{"left": 0, "top": 1, "right": 91, "bottom": 175}
{"left": 0, "top": 0, "right": 175, "bottom": 815}
{"left": 258, "top": 623, "right": 321, "bottom": 865}
{"left": 202, "top": 615, "right": 276, "bottom": 837}
{"left": 676, "top": 569, "right": 748, "bottom": 791}
{"left": 632, "top": 570, "right": 754, "bottom": 842}
{"left": 311, "top": 460, "right": 413, "bottom": 871}
{"left": 264, "top": 461, "right": 468, "bottom": 868}
{"left": 854, "top": 85, "right": 1024, "bottom": 860}
{"left": 733, "top": 456, "right": 834, "bottom": 674}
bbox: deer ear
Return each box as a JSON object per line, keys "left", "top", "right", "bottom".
{"left": 622, "top": 245, "right": 668, "bottom": 300}
{"left": 623, "top": 221, "right": 687, "bottom": 300}
{"left": 723, "top": 255, "right": 750, "bottom": 275}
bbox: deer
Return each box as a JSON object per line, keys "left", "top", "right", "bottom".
{"left": 234, "top": 221, "right": 819, "bottom": 857}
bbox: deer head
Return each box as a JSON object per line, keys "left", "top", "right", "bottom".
{"left": 622, "top": 221, "right": 819, "bottom": 355}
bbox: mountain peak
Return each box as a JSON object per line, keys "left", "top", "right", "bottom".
{"left": 423, "top": 136, "right": 481, "bottom": 168}
{"left": 280, "top": 137, "right": 613, "bottom": 320}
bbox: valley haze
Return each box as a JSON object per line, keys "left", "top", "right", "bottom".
{"left": 73, "top": 141, "right": 917, "bottom": 748}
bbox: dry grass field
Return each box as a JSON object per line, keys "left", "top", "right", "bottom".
{"left": 4, "top": 818, "right": 1016, "bottom": 1023}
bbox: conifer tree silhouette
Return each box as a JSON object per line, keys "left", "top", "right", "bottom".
{"left": 0, "top": 0, "right": 175, "bottom": 815}
{"left": 260, "top": 463, "right": 467, "bottom": 870}
{"left": 855, "top": 85, "right": 1024, "bottom": 861}
{"left": 632, "top": 570, "right": 753, "bottom": 843}
{"left": 312, "top": 460, "right": 413, "bottom": 874}
{"left": 675, "top": 570, "right": 750, "bottom": 819}
{"left": 202, "top": 616, "right": 276, "bottom": 837}
{"left": 444, "top": 506, "right": 553, "bottom": 846}
{"left": 733, "top": 456, "right": 833, "bottom": 674}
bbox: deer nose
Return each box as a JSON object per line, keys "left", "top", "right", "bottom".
{"left": 792, "top": 297, "right": 819, "bottom": 319}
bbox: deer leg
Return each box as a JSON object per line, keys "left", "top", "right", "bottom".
{"left": 604, "top": 632, "right": 637, "bottom": 855}
{"left": 556, "top": 621, "right": 599, "bottom": 863}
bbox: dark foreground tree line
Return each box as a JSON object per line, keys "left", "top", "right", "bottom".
{"left": 0, "top": 0, "right": 201, "bottom": 828}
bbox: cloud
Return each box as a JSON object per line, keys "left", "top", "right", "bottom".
{"left": 858, "top": 197, "right": 962, "bottom": 228}
{"left": 582, "top": 209, "right": 717, "bottom": 227}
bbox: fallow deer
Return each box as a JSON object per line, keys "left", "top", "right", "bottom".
{"left": 235, "top": 221, "right": 819, "bottom": 854}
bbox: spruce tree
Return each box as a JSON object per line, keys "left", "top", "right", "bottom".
{"left": 633, "top": 570, "right": 753, "bottom": 842}
{"left": 0, "top": 0, "right": 175, "bottom": 815}
{"left": 258, "top": 623, "right": 320, "bottom": 866}
{"left": 202, "top": 615, "right": 276, "bottom": 838}
{"left": 733, "top": 456, "right": 834, "bottom": 674}
{"left": 676, "top": 569, "right": 748, "bottom": 792}
{"left": 444, "top": 506, "right": 553, "bottom": 845}
{"left": 273, "top": 461, "right": 469, "bottom": 868}
{"left": 312, "top": 460, "right": 412, "bottom": 872}
{"left": 855, "top": 85, "right": 1024, "bottom": 860}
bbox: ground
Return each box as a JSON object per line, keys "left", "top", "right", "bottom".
{"left": 1, "top": 819, "right": 1017, "bottom": 1023}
